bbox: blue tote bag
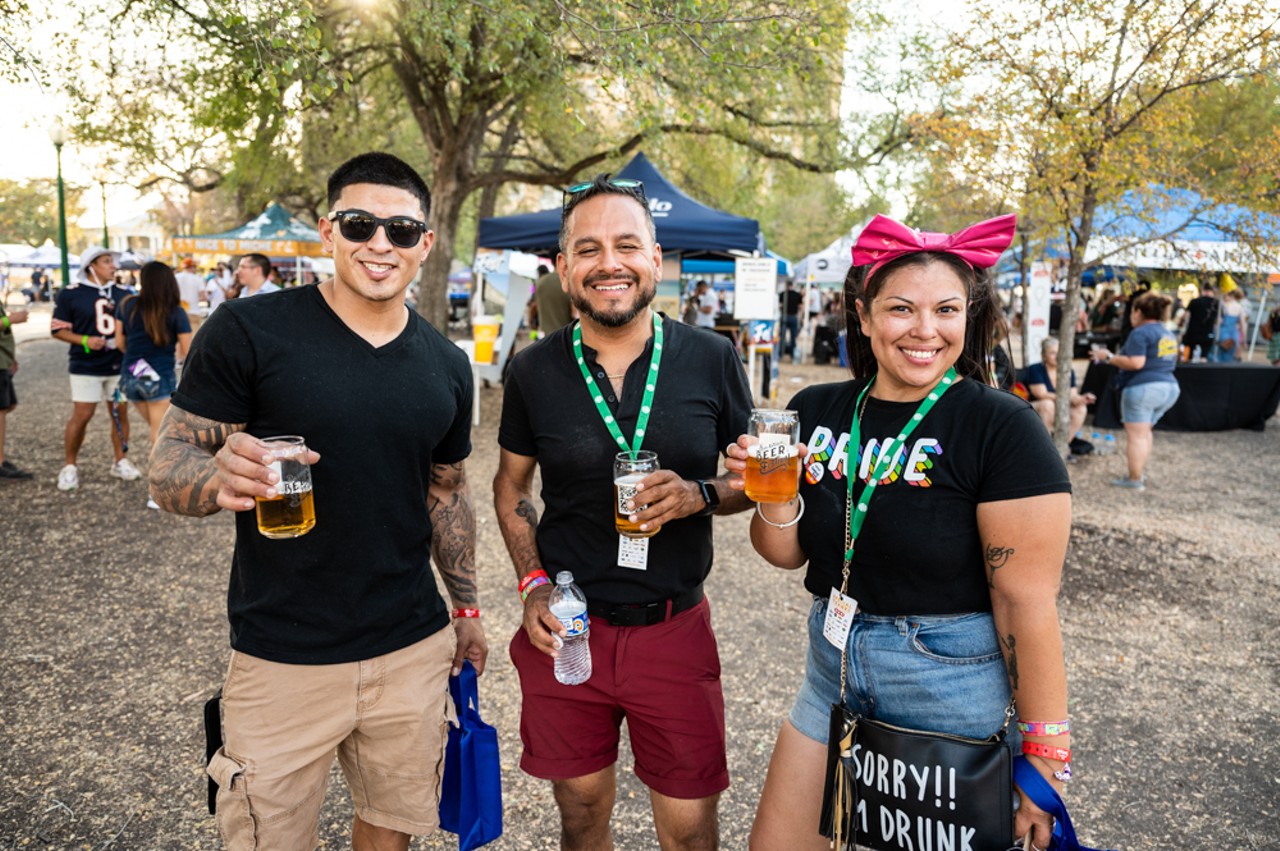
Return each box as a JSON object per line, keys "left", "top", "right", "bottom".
{"left": 439, "top": 660, "right": 503, "bottom": 850}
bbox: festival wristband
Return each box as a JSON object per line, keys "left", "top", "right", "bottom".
{"left": 81, "top": 334, "right": 91, "bottom": 353}
{"left": 451, "top": 607, "right": 481, "bottom": 619}
{"left": 520, "top": 577, "right": 551, "bottom": 602}
{"left": 1017, "top": 720, "right": 1071, "bottom": 736}
{"left": 518, "top": 569, "right": 550, "bottom": 594}
{"left": 1021, "top": 741, "right": 1071, "bottom": 762}
{"left": 1, "top": 316, "right": 9, "bottom": 329}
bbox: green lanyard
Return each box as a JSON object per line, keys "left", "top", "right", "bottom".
{"left": 843, "top": 367, "right": 957, "bottom": 565}
{"left": 571, "top": 311, "right": 663, "bottom": 454}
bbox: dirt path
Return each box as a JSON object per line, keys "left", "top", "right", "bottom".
{"left": 1, "top": 331, "right": 1276, "bottom": 850}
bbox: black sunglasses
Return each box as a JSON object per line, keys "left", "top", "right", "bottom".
{"left": 326, "top": 209, "right": 428, "bottom": 249}
{"left": 561, "top": 178, "right": 646, "bottom": 210}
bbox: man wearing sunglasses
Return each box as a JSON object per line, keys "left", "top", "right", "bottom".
{"left": 150, "top": 152, "right": 485, "bottom": 851}
{"left": 495, "top": 174, "right": 753, "bottom": 850}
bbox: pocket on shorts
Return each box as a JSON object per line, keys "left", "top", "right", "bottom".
{"left": 908, "top": 614, "right": 1003, "bottom": 665}
{"left": 208, "top": 749, "right": 256, "bottom": 848}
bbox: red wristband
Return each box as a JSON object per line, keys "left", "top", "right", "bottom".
{"left": 451, "top": 607, "right": 481, "bottom": 619}
{"left": 518, "top": 569, "right": 550, "bottom": 594}
{"left": 1021, "top": 741, "right": 1071, "bottom": 762}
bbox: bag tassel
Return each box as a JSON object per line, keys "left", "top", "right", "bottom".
{"left": 829, "top": 719, "right": 857, "bottom": 850}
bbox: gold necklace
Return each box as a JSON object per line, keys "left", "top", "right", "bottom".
{"left": 606, "top": 372, "right": 626, "bottom": 379}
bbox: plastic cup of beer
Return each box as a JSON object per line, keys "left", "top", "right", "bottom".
{"left": 614, "top": 450, "right": 661, "bottom": 539}
{"left": 745, "top": 409, "right": 801, "bottom": 503}
{"left": 255, "top": 435, "right": 316, "bottom": 539}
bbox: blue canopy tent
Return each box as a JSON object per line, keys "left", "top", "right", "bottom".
{"left": 681, "top": 250, "right": 791, "bottom": 278}
{"left": 477, "top": 152, "right": 763, "bottom": 256}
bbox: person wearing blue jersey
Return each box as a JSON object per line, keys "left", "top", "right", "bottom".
{"left": 49, "top": 247, "right": 140, "bottom": 491}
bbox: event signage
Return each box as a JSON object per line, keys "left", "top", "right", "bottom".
{"left": 1025, "top": 261, "right": 1053, "bottom": 365}
{"left": 734, "top": 257, "right": 779, "bottom": 320}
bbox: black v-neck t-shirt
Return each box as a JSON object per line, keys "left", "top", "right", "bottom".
{"left": 173, "top": 285, "right": 473, "bottom": 663}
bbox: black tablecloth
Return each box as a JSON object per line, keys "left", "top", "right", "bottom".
{"left": 1083, "top": 362, "right": 1280, "bottom": 431}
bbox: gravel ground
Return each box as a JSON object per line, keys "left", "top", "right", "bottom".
{"left": 1, "top": 309, "right": 1277, "bottom": 850}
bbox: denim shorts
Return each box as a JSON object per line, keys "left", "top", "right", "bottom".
{"left": 118, "top": 367, "right": 177, "bottom": 402}
{"left": 1121, "top": 380, "right": 1180, "bottom": 424}
{"left": 789, "top": 596, "right": 1017, "bottom": 745}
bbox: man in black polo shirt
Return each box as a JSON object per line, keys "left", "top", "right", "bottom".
{"left": 1179, "top": 281, "right": 1219, "bottom": 358}
{"left": 494, "top": 174, "right": 753, "bottom": 850}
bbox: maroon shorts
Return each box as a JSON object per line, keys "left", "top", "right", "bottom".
{"left": 509, "top": 596, "right": 728, "bottom": 799}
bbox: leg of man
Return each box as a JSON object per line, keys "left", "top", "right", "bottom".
{"left": 1030, "top": 398, "right": 1054, "bottom": 432}
{"left": 651, "top": 789, "right": 719, "bottom": 851}
{"left": 553, "top": 767, "right": 618, "bottom": 851}
{"left": 63, "top": 401, "right": 97, "bottom": 465}
{"left": 351, "top": 815, "right": 409, "bottom": 851}
{"left": 748, "top": 721, "right": 831, "bottom": 851}
{"left": 0, "top": 403, "right": 11, "bottom": 465}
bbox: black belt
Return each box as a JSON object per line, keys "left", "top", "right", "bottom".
{"left": 587, "top": 584, "right": 704, "bottom": 627}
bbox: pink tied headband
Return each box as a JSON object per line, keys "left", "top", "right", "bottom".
{"left": 851, "top": 213, "right": 1018, "bottom": 281}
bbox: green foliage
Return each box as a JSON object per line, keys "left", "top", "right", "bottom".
{"left": 0, "top": 178, "right": 85, "bottom": 248}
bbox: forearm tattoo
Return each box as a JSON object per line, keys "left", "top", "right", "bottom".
{"left": 429, "top": 462, "right": 478, "bottom": 606}
{"left": 149, "top": 406, "right": 244, "bottom": 516}
{"left": 1000, "top": 632, "right": 1019, "bottom": 691}
{"left": 507, "top": 498, "right": 544, "bottom": 576}
{"left": 985, "top": 543, "right": 1015, "bottom": 588}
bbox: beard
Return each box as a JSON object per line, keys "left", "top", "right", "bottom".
{"left": 570, "top": 273, "right": 657, "bottom": 328}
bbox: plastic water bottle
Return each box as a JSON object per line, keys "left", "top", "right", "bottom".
{"left": 1102, "top": 434, "right": 1118, "bottom": 455}
{"left": 1192, "top": 345, "right": 1202, "bottom": 363}
{"left": 549, "top": 571, "right": 592, "bottom": 685}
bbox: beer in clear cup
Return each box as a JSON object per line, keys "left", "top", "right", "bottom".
{"left": 614, "top": 450, "right": 661, "bottom": 538}
{"left": 255, "top": 435, "right": 316, "bottom": 538}
{"left": 745, "top": 409, "right": 800, "bottom": 504}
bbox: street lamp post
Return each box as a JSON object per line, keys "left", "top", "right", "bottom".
{"left": 96, "top": 170, "right": 109, "bottom": 249}
{"left": 48, "top": 118, "right": 70, "bottom": 291}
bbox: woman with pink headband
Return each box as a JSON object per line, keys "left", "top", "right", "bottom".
{"left": 727, "top": 214, "right": 1075, "bottom": 851}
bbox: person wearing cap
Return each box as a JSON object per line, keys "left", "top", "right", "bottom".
{"left": 49, "top": 247, "right": 141, "bottom": 490}
{"left": 175, "top": 257, "right": 207, "bottom": 331}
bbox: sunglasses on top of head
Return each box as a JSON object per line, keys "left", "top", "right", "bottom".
{"left": 561, "top": 178, "right": 646, "bottom": 209}
{"left": 326, "top": 209, "right": 428, "bottom": 249}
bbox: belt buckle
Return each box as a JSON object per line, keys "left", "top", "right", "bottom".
{"left": 611, "top": 600, "right": 663, "bottom": 627}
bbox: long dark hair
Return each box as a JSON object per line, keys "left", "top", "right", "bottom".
{"left": 123, "top": 261, "right": 181, "bottom": 348}
{"left": 842, "top": 251, "right": 1001, "bottom": 384}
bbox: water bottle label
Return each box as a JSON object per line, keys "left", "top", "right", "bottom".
{"left": 557, "top": 612, "right": 588, "bottom": 638}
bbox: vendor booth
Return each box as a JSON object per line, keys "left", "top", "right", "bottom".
{"left": 171, "top": 204, "right": 327, "bottom": 282}
{"left": 475, "top": 152, "right": 768, "bottom": 388}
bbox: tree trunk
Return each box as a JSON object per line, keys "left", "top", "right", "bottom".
{"left": 1054, "top": 190, "right": 1097, "bottom": 453}
{"left": 419, "top": 172, "right": 467, "bottom": 333}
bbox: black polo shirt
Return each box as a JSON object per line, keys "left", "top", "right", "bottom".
{"left": 500, "top": 315, "right": 752, "bottom": 605}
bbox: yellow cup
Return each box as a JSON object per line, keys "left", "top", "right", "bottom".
{"left": 473, "top": 316, "right": 499, "bottom": 364}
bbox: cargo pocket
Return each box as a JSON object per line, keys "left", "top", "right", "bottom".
{"left": 208, "top": 749, "right": 256, "bottom": 849}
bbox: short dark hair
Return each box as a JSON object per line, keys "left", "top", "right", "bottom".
{"left": 843, "top": 251, "right": 1001, "bottom": 384}
{"left": 240, "top": 253, "right": 272, "bottom": 279}
{"left": 559, "top": 173, "right": 654, "bottom": 254}
{"left": 328, "top": 152, "right": 432, "bottom": 222}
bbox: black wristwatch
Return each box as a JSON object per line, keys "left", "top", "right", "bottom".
{"left": 694, "top": 480, "right": 720, "bottom": 517}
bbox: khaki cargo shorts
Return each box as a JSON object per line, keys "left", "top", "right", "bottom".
{"left": 207, "top": 628, "right": 457, "bottom": 849}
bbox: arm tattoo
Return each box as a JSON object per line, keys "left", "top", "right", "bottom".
{"left": 1000, "top": 632, "right": 1019, "bottom": 691}
{"left": 506, "top": 498, "right": 543, "bottom": 576}
{"left": 149, "top": 406, "right": 245, "bottom": 516}
{"left": 985, "top": 543, "right": 1015, "bottom": 588}
{"left": 428, "top": 462, "right": 478, "bottom": 606}
{"left": 515, "top": 498, "right": 538, "bottom": 529}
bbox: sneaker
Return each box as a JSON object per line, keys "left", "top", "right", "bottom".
{"left": 111, "top": 458, "right": 142, "bottom": 481}
{"left": 0, "top": 460, "right": 34, "bottom": 480}
{"left": 146, "top": 497, "right": 160, "bottom": 510}
{"left": 57, "top": 464, "right": 79, "bottom": 491}
{"left": 1109, "top": 477, "right": 1145, "bottom": 491}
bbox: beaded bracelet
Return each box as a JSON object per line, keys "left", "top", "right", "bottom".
{"left": 755, "top": 494, "right": 805, "bottom": 529}
{"left": 1017, "top": 719, "right": 1071, "bottom": 736}
{"left": 1021, "top": 741, "right": 1071, "bottom": 763}
{"left": 451, "top": 607, "right": 481, "bottom": 619}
